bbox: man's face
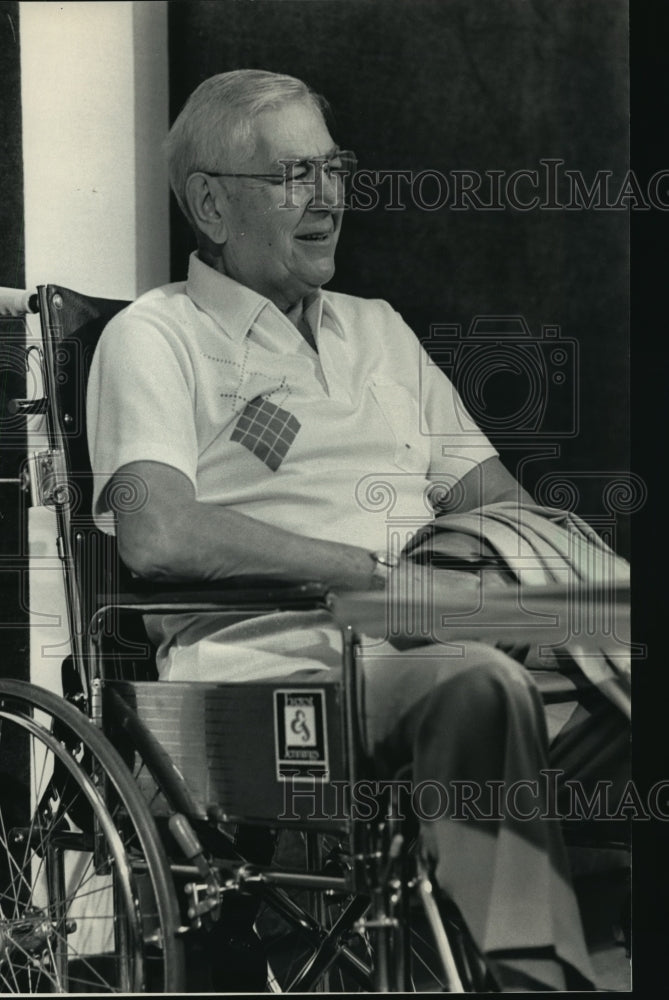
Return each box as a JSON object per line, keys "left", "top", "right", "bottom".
{"left": 216, "top": 100, "right": 344, "bottom": 310}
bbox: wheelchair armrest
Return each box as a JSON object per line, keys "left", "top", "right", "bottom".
{"left": 94, "top": 576, "right": 330, "bottom": 620}
{"left": 88, "top": 577, "right": 333, "bottom": 681}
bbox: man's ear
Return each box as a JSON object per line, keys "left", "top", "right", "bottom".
{"left": 184, "top": 173, "right": 229, "bottom": 244}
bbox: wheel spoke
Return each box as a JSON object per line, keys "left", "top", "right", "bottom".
{"left": 0, "top": 680, "right": 185, "bottom": 993}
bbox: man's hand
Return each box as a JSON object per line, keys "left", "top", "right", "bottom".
{"left": 350, "top": 556, "right": 484, "bottom": 647}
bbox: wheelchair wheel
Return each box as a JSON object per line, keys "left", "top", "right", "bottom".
{"left": 0, "top": 679, "right": 185, "bottom": 993}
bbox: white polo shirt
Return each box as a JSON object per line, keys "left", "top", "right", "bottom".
{"left": 87, "top": 253, "right": 497, "bottom": 678}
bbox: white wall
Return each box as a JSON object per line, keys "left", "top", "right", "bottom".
{"left": 19, "top": 0, "right": 170, "bottom": 689}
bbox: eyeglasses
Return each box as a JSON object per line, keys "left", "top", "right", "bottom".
{"left": 199, "top": 149, "right": 358, "bottom": 189}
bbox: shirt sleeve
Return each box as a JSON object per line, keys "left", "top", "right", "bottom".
{"left": 86, "top": 310, "right": 199, "bottom": 526}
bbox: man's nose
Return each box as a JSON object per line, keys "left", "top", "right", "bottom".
{"left": 308, "top": 166, "right": 345, "bottom": 211}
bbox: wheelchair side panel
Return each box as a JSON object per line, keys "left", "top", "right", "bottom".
{"left": 106, "top": 680, "right": 349, "bottom": 830}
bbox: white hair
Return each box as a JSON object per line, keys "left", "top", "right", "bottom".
{"left": 165, "top": 69, "right": 327, "bottom": 224}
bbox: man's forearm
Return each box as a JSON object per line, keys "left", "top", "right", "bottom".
{"left": 119, "top": 497, "right": 377, "bottom": 591}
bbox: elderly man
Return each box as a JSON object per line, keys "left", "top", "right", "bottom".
{"left": 87, "top": 69, "right": 608, "bottom": 991}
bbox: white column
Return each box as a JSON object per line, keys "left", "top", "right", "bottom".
{"left": 20, "top": 0, "right": 169, "bottom": 296}
{"left": 19, "top": 0, "right": 169, "bottom": 691}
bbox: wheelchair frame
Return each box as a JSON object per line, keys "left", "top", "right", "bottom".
{"left": 0, "top": 284, "right": 475, "bottom": 994}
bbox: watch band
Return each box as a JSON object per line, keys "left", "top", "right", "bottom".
{"left": 369, "top": 550, "right": 400, "bottom": 590}
{"left": 372, "top": 551, "right": 400, "bottom": 568}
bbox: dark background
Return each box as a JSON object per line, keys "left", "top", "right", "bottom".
{"left": 629, "top": 2, "right": 667, "bottom": 990}
{"left": 0, "top": 0, "right": 28, "bottom": 684}
{"left": 0, "top": 0, "right": 28, "bottom": 826}
{"left": 168, "top": 0, "right": 634, "bottom": 557}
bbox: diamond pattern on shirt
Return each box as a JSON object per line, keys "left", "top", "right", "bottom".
{"left": 230, "top": 395, "right": 301, "bottom": 471}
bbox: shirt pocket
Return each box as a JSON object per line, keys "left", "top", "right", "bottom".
{"left": 368, "top": 378, "right": 431, "bottom": 473}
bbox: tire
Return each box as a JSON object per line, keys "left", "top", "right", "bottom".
{"left": 0, "top": 679, "right": 185, "bottom": 993}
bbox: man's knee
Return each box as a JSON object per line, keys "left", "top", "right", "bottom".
{"left": 455, "top": 642, "right": 535, "bottom": 694}
{"left": 426, "top": 645, "right": 539, "bottom": 730}
{"left": 413, "top": 647, "right": 547, "bottom": 788}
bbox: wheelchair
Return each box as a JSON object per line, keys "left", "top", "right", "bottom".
{"left": 0, "top": 284, "right": 631, "bottom": 993}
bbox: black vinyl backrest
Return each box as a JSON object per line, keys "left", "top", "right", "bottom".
{"left": 41, "top": 286, "right": 157, "bottom": 680}
{"left": 43, "top": 285, "right": 129, "bottom": 518}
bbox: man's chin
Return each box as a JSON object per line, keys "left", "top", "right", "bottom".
{"left": 278, "top": 259, "right": 337, "bottom": 307}
{"left": 304, "top": 258, "right": 336, "bottom": 289}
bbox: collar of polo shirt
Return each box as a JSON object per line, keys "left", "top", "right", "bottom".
{"left": 186, "top": 252, "right": 346, "bottom": 344}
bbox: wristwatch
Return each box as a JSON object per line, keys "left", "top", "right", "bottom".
{"left": 369, "top": 550, "right": 401, "bottom": 590}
